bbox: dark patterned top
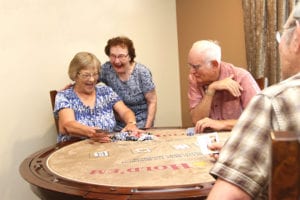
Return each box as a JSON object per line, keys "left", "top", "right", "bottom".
{"left": 100, "top": 61, "right": 155, "bottom": 131}
{"left": 54, "top": 85, "right": 121, "bottom": 142}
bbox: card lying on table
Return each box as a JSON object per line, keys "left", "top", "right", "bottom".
{"left": 196, "top": 132, "right": 220, "bottom": 155}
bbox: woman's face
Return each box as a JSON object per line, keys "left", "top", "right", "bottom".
{"left": 109, "top": 45, "right": 130, "bottom": 73}
{"left": 75, "top": 67, "right": 99, "bottom": 94}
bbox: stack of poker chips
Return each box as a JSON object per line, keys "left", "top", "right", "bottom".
{"left": 110, "top": 131, "right": 154, "bottom": 142}
{"left": 186, "top": 127, "right": 195, "bottom": 136}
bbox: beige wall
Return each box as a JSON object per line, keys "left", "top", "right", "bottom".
{"left": 0, "top": 1, "right": 180, "bottom": 199}
{"left": 1, "top": 0, "right": 247, "bottom": 199}
{"left": 176, "top": 0, "right": 247, "bottom": 127}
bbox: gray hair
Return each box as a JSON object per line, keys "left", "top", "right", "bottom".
{"left": 68, "top": 52, "right": 101, "bottom": 81}
{"left": 192, "top": 40, "right": 221, "bottom": 63}
{"left": 294, "top": 2, "right": 300, "bottom": 19}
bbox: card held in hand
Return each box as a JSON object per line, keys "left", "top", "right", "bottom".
{"left": 196, "top": 132, "right": 219, "bottom": 155}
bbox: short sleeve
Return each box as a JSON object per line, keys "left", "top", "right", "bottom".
{"left": 53, "top": 91, "right": 72, "bottom": 118}
{"left": 188, "top": 73, "right": 204, "bottom": 109}
{"left": 137, "top": 64, "right": 156, "bottom": 94}
{"left": 238, "top": 71, "right": 261, "bottom": 109}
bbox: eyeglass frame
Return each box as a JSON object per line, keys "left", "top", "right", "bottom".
{"left": 188, "top": 60, "right": 213, "bottom": 71}
{"left": 188, "top": 63, "right": 203, "bottom": 70}
{"left": 77, "top": 72, "right": 99, "bottom": 80}
{"left": 109, "top": 53, "right": 129, "bottom": 60}
{"left": 276, "top": 18, "right": 300, "bottom": 43}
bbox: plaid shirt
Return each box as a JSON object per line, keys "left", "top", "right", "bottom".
{"left": 210, "top": 72, "right": 300, "bottom": 199}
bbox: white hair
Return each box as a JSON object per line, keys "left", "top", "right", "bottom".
{"left": 192, "top": 40, "right": 221, "bottom": 63}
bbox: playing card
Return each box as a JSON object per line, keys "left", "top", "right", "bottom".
{"left": 196, "top": 132, "right": 219, "bottom": 155}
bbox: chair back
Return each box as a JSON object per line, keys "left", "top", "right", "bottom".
{"left": 50, "top": 90, "right": 59, "bottom": 134}
{"left": 255, "top": 77, "right": 268, "bottom": 90}
{"left": 269, "top": 131, "right": 300, "bottom": 199}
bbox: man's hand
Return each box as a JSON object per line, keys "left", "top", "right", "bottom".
{"left": 207, "top": 142, "right": 223, "bottom": 160}
{"left": 209, "top": 74, "right": 243, "bottom": 97}
{"left": 195, "top": 117, "right": 226, "bottom": 133}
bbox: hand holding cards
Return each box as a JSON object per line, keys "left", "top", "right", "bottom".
{"left": 92, "top": 129, "right": 111, "bottom": 143}
{"left": 197, "top": 132, "right": 220, "bottom": 155}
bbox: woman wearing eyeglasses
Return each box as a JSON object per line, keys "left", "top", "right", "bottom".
{"left": 54, "top": 52, "right": 138, "bottom": 143}
{"left": 100, "top": 36, "right": 157, "bottom": 131}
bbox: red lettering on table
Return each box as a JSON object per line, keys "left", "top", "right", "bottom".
{"left": 90, "top": 169, "right": 105, "bottom": 175}
{"left": 127, "top": 168, "right": 140, "bottom": 172}
{"left": 154, "top": 133, "right": 185, "bottom": 137}
{"left": 169, "top": 163, "right": 191, "bottom": 170}
{"left": 153, "top": 165, "right": 168, "bottom": 170}
{"left": 89, "top": 163, "right": 192, "bottom": 175}
{"left": 90, "top": 168, "right": 121, "bottom": 175}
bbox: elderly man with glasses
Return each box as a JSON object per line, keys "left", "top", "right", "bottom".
{"left": 187, "top": 40, "right": 261, "bottom": 133}
{"left": 206, "top": 3, "right": 300, "bottom": 200}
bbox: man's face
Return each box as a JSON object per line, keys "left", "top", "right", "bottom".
{"left": 188, "top": 51, "right": 217, "bottom": 86}
{"left": 279, "top": 17, "right": 297, "bottom": 80}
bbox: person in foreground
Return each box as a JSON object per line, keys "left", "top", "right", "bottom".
{"left": 207, "top": 4, "right": 300, "bottom": 199}
{"left": 54, "top": 52, "right": 139, "bottom": 143}
{"left": 101, "top": 36, "right": 157, "bottom": 131}
{"left": 188, "top": 40, "right": 260, "bottom": 133}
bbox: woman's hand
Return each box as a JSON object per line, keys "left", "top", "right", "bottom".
{"left": 122, "top": 123, "right": 145, "bottom": 134}
{"left": 90, "top": 129, "right": 111, "bottom": 143}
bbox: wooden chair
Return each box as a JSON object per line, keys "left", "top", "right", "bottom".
{"left": 50, "top": 90, "right": 59, "bottom": 134}
{"left": 269, "top": 131, "right": 300, "bottom": 199}
{"left": 255, "top": 77, "right": 268, "bottom": 90}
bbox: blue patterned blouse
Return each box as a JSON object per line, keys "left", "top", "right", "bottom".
{"left": 100, "top": 62, "right": 155, "bottom": 131}
{"left": 54, "top": 85, "right": 121, "bottom": 142}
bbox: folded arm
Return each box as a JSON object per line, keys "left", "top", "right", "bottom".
{"left": 190, "top": 75, "right": 243, "bottom": 124}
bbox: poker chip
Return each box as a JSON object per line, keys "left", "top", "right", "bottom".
{"left": 186, "top": 127, "right": 195, "bottom": 136}
{"left": 110, "top": 131, "right": 155, "bottom": 142}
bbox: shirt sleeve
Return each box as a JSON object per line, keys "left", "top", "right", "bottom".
{"left": 209, "top": 94, "right": 272, "bottom": 198}
{"left": 53, "top": 91, "right": 72, "bottom": 118}
{"left": 239, "top": 72, "right": 261, "bottom": 109}
{"left": 138, "top": 66, "right": 156, "bottom": 94}
{"left": 188, "top": 73, "right": 205, "bottom": 109}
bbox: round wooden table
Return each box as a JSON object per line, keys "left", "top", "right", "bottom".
{"left": 19, "top": 128, "right": 230, "bottom": 200}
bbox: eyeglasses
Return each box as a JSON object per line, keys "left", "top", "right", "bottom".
{"left": 276, "top": 19, "right": 298, "bottom": 43}
{"left": 188, "top": 63, "right": 202, "bottom": 70}
{"left": 276, "top": 31, "right": 282, "bottom": 43}
{"left": 77, "top": 72, "right": 99, "bottom": 80}
{"left": 109, "top": 54, "right": 128, "bottom": 60}
{"left": 189, "top": 61, "right": 211, "bottom": 70}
